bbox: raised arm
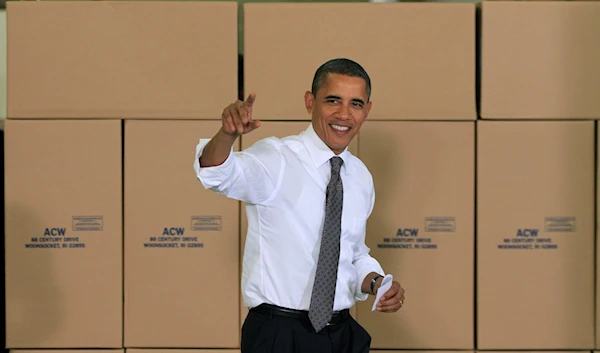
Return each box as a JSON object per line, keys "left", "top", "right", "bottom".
{"left": 194, "top": 93, "right": 282, "bottom": 205}
{"left": 200, "top": 93, "right": 260, "bottom": 168}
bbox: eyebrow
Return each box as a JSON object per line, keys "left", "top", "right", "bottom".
{"left": 324, "top": 95, "right": 365, "bottom": 105}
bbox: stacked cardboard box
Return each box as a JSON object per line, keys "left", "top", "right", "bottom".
{"left": 245, "top": 3, "right": 476, "bottom": 122}
{"left": 5, "top": 1, "right": 240, "bottom": 352}
{"left": 476, "top": 121, "right": 595, "bottom": 349}
{"left": 357, "top": 122, "right": 475, "bottom": 349}
{"left": 477, "top": 1, "right": 599, "bottom": 350}
{"left": 480, "top": 2, "right": 600, "bottom": 121}
{"left": 6, "top": 2, "right": 237, "bottom": 119}
{"left": 124, "top": 121, "right": 240, "bottom": 348}
{"left": 5, "top": 119, "right": 124, "bottom": 348}
{"left": 126, "top": 351, "right": 240, "bottom": 353}
{"left": 243, "top": 2, "right": 477, "bottom": 350}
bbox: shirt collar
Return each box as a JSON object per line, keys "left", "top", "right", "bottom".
{"left": 301, "top": 123, "right": 354, "bottom": 175}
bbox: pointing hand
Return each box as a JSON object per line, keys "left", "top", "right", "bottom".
{"left": 221, "top": 93, "right": 261, "bottom": 136}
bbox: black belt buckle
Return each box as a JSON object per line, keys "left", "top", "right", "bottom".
{"left": 328, "top": 308, "right": 349, "bottom": 325}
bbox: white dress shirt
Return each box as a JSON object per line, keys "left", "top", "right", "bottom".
{"left": 193, "top": 123, "right": 385, "bottom": 311}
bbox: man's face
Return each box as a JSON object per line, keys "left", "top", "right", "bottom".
{"left": 305, "top": 73, "right": 372, "bottom": 155}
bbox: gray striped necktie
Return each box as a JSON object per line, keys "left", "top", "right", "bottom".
{"left": 308, "top": 156, "right": 344, "bottom": 333}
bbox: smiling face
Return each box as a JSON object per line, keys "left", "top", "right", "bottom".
{"left": 304, "top": 73, "right": 372, "bottom": 155}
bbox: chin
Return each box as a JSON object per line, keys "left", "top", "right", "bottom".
{"left": 327, "top": 140, "right": 349, "bottom": 154}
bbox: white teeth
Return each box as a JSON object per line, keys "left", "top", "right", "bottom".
{"left": 331, "top": 124, "right": 350, "bottom": 131}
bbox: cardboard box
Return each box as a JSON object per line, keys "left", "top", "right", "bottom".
{"left": 376, "top": 350, "right": 472, "bottom": 353}
{"left": 0, "top": 11, "right": 6, "bottom": 120}
{"left": 11, "top": 350, "right": 124, "bottom": 353}
{"left": 0, "top": 121, "right": 3, "bottom": 353}
{"left": 5, "top": 120, "right": 123, "bottom": 348}
{"left": 244, "top": 3, "right": 476, "bottom": 121}
{"left": 124, "top": 120, "right": 240, "bottom": 348}
{"left": 125, "top": 348, "right": 240, "bottom": 353}
{"left": 477, "top": 121, "right": 595, "bottom": 349}
{"left": 238, "top": 121, "right": 358, "bottom": 327}
{"left": 355, "top": 121, "right": 475, "bottom": 349}
{"left": 7, "top": 1, "right": 237, "bottom": 119}
{"left": 480, "top": 2, "right": 600, "bottom": 119}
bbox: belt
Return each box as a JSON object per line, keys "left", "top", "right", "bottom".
{"left": 250, "top": 303, "right": 350, "bottom": 326}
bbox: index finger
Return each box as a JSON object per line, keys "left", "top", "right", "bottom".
{"left": 245, "top": 92, "right": 256, "bottom": 107}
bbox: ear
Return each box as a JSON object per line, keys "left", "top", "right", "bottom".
{"left": 304, "top": 91, "right": 315, "bottom": 114}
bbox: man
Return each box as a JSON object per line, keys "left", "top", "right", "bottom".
{"left": 193, "top": 58, "right": 405, "bottom": 353}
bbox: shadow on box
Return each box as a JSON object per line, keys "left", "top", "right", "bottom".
{"left": 5, "top": 203, "right": 65, "bottom": 347}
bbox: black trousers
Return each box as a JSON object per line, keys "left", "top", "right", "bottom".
{"left": 241, "top": 304, "right": 371, "bottom": 353}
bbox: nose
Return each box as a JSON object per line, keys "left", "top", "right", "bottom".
{"left": 339, "top": 103, "right": 350, "bottom": 119}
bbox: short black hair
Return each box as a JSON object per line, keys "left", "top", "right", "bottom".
{"left": 311, "top": 58, "right": 372, "bottom": 101}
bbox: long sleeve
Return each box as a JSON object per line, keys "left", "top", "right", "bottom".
{"left": 193, "top": 137, "right": 283, "bottom": 205}
{"left": 352, "top": 175, "right": 385, "bottom": 301}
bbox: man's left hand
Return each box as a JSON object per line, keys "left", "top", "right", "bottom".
{"left": 376, "top": 281, "right": 405, "bottom": 313}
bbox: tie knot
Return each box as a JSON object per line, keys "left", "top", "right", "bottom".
{"left": 330, "top": 156, "right": 343, "bottom": 175}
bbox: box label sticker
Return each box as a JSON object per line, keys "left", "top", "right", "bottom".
{"left": 72, "top": 216, "right": 103, "bottom": 231}
{"left": 143, "top": 227, "right": 204, "bottom": 249}
{"left": 191, "top": 216, "right": 222, "bottom": 231}
{"left": 545, "top": 216, "right": 576, "bottom": 233}
{"left": 425, "top": 217, "right": 456, "bottom": 232}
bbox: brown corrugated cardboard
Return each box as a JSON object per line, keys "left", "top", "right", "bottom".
{"left": 597, "top": 122, "right": 600, "bottom": 350}
{"left": 355, "top": 121, "right": 475, "bottom": 349}
{"left": 238, "top": 121, "right": 358, "bottom": 327}
{"left": 480, "top": 2, "right": 600, "bottom": 119}
{"left": 124, "top": 120, "right": 240, "bottom": 348}
{"left": 0, "top": 11, "right": 5, "bottom": 120}
{"left": 244, "top": 3, "right": 476, "bottom": 121}
{"left": 5, "top": 120, "right": 123, "bottom": 348}
{"left": 7, "top": 1, "right": 237, "bottom": 119}
{"left": 477, "top": 121, "right": 595, "bottom": 349}
{"left": 125, "top": 348, "right": 240, "bottom": 353}
{"left": 375, "top": 350, "right": 474, "bottom": 353}
{"left": 11, "top": 350, "right": 124, "bottom": 353}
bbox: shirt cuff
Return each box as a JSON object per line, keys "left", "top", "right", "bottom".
{"left": 354, "top": 261, "right": 385, "bottom": 302}
{"left": 193, "top": 138, "right": 235, "bottom": 189}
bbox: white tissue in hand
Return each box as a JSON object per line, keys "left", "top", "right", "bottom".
{"left": 372, "top": 274, "right": 393, "bottom": 311}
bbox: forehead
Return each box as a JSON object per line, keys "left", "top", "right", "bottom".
{"left": 318, "top": 73, "right": 368, "bottom": 99}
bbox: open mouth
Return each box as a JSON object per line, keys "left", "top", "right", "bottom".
{"left": 330, "top": 124, "right": 351, "bottom": 133}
